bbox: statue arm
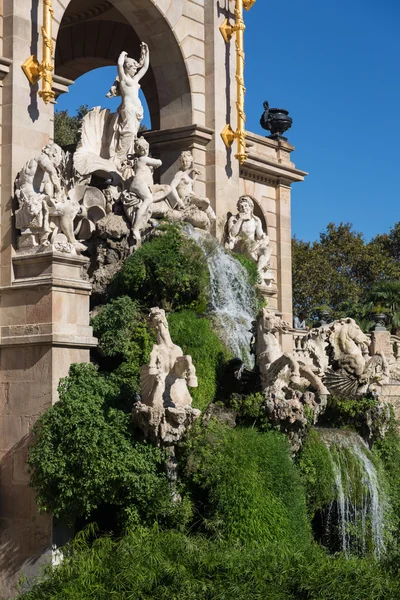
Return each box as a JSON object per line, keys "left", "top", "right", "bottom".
{"left": 135, "top": 43, "right": 150, "bottom": 82}
{"left": 254, "top": 216, "right": 266, "bottom": 240}
{"left": 228, "top": 215, "right": 242, "bottom": 238}
{"left": 144, "top": 156, "right": 162, "bottom": 168}
{"left": 117, "top": 51, "right": 128, "bottom": 82}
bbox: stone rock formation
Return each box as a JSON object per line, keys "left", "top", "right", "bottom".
{"left": 132, "top": 307, "right": 200, "bottom": 446}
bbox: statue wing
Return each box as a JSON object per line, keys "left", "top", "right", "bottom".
{"left": 323, "top": 369, "right": 360, "bottom": 397}
{"left": 74, "top": 107, "right": 120, "bottom": 180}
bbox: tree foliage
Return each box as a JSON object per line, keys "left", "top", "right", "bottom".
{"left": 292, "top": 222, "right": 400, "bottom": 324}
{"left": 54, "top": 105, "right": 89, "bottom": 149}
{"left": 111, "top": 225, "right": 209, "bottom": 311}
{"left": 28, "top": 363, "right": 172, "bottom": 527}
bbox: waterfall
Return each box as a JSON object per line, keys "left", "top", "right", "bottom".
{"left": 185, "top": 227, "right": 257, "bottom": 366}
{"left": 316, "top": 428, "right": 387, "bottom": 558}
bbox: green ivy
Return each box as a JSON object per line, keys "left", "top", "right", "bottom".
{"left": 182, "top": 423, "right": 311, "bottom": 548}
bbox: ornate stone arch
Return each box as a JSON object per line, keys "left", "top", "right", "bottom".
{"left": 53, "top": 0, "right": 194, "bottom": 131}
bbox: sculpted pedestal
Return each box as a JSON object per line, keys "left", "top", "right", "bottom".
{"left": 0, "top": 251, "right": 97, "bottom": 598}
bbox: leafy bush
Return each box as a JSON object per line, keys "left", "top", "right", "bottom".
{"left": 183, "top": 423, "right": 311, "bottom": 548}
{"left": 110, "top": 225, "right": 209, "bottom": 311}
{"left": 91, "top": 296, "right": 154, "bottom": 405}
{"left": 298, "top": 429, "right": 336, "bottom": 516}
{"left": 375, "top": 420, "right": 400, "bottom": 532}
{"left": 168, "top": 310, "right": 232, "bottom": 411}
{"left": 320, "top": 395, "right": 379, "bottom": 431}
{"left": 227, "top": 392, "right": 269, "bottom": 429}
{"left": 28, "top": 363, "right": 172, "bottom": 527}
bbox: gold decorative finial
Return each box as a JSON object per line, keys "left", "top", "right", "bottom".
{"left": 220, "top": 0, "right": 255, "bottom": 164}
{"left": 22, "top": 0, "right": 55, "bottom": 104}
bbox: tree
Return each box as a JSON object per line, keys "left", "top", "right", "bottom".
{"left": 54, "top": 104, "right": 89, "bottom": 149}
{"left": 292, "top": 222, "right": 400, "bottom": 324}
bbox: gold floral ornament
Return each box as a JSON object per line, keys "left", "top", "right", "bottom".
{"left": 22, "top": 0, "right": 55, "bottom": 104}
{"left": 220, "top": 0, "right": 256, "bottom": 164}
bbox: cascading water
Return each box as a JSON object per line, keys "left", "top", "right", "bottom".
{"left": 185, "top": 227, "right": 257, "bottom": 366}
{"left": 316, "top": 428, "right": 388, "bottom": 558}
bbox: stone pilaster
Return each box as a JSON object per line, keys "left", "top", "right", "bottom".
{"left": 0, "top": 252, "right": 96, "bottom": 598}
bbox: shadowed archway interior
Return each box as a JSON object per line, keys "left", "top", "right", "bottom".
{"left": 55, "top": 0, "right": 192, "bottom": 131}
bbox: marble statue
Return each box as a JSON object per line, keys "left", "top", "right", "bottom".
{"left": 256, "top": 308, "right": 328, "bottom": 398}
{"left": 132, "top": 307, "right": 200, "bottom": 445}
{"left": 121, "top": 137, "right": 171, "bottom": 245}
{"left": 225, "top": 195, "right": 274, "bottom": 288}
{"left": 299, "top": 318, "right": 390, "bottom": 397}
{"left": 169, "top": 151, "right": 216, "bottom": 231}
{"left": 107, "top": 44, "right": 149, "bottom": 163}
{"left": 15, "top": 143, "right": 85, "bottom": 252}
{"left": 255, "top": 308, "right": 328, "bottom": 453}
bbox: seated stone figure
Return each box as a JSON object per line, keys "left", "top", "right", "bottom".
{"left": 15, "top": 143, "right": 85, "bottom": 252}
{"left": 121, "top": 137, "right": 171, "bottom": 246}
{"left": 151, "top": 151, "right": 216, "bottom": 231}
{"left": 132, "top": 307, "right": 200, "bottom": 445}
{"left": 225, "top": 195, "right": 274, "bottom": 289}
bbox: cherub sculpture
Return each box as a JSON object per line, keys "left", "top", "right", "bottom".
{"left": 121, "top": 137, "right": 171, "bottom": 245}
{"left": 15, "top": 143, "right": 84, "bottom": 252}
{"left": 225, "top": 196, "right": 274, "bottom": 288}
{"left": 133, "top": 307, "right": 200, "bottom": 445}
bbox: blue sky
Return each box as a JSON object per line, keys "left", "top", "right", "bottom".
{"left": 56, "top": 0, "right": 400, "bottom": 243}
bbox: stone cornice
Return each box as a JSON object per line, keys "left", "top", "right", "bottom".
{"left": 143, "top": 124, "right": 214, "bottom": 151}
{"left": 53, "top": 74, "right": 74, "bottom": 99}
{"left": 0, "top": 57, "right": 12, "bottom": 86}
{"left": 246, "top": 130, "right": 295, "bottom": 153}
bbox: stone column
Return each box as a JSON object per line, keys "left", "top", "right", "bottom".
{"left": 0, "top": 252, "right": 97, "bottom": 598}
{"left": 204, "top": 0, "right": 240, "bottom": 237}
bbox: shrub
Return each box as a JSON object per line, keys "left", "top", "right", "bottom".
{"left": 110, "top": 225, "right": 209, "bottom": 311}
{"left": 91, "top": 296, "right": 154, "bottom": 405}
{"left": 298, "top": 429, "right": 336, "bottom": 516}
{"left": 183, "top": 423, "right": 311, "bottom": 548}
{"left": 18, "top": 526, "right": 400, "bottom": 600}
{"left": 167, "top": 310, "right": 232, "bottom": 411}
{"left": 28, "top": 363, "right": 172, "bottom": 527}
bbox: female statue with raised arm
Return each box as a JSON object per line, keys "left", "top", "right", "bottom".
{"left": 107, "top": 43, "right": 150, "bottom": 162}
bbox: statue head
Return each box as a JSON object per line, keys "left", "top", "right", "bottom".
{"left": 42, "top": 143, "right": 63, "bottom": 167}
{"left": 237, "top": 195, "right": 254, "bottom": 217}
{"left": 149, "top": 307, "right": 168, "bottom": 330}
{"left": 179, "top": 151, "right": 193, "bottom": 170}
{"left": 134, "top": 137, "right": 149, "bottom": 157}
{"left": 260, "top": 308, "right": 291, "bottom": 334}
{"left": 124, "top": 57, "right": 140, "bottom": 77}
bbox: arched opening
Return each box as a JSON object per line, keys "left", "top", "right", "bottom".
{"left": 55, "top": 0, "right": 192, "bottom": 131}
{"left": 56, "top": 66, "right": 152, "bottom": 131}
